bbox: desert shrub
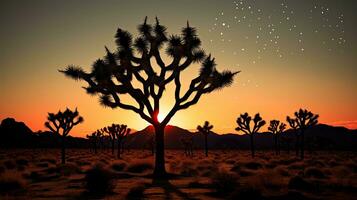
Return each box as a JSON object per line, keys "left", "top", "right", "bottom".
{"left": 225, "top": 159, "right": 236, "bottom": 165}
{"left": 57, "top": 163, "right": 81, "bottom": 176}
{"left": 288, "top": 176, "right": 314, "bottom": 191}
{"left": 0, "top": 173, "right": 26, "bottom": 195}
{"left": 244, "top": 162, "right": 262, "bottom": 170}
{"left": 0, "top": 165, "right": 5, "bottom": 174}
{"left": 211, "top": 171, "right": 239, "bottom": 194}
{"left": 126, "top": 184, "right": 146, "bottom": 200}
{"left": 36, "top": 162, "right": 49, "bottom": 168}
{"left": 239, "top": 169, "right": 255, "bottom": 177}
{"left": 126, "top": 160, "right": 153, "bottom": 173}
{"left": 229, "top": 187, "right": 262, "bottom": 200}
{"left": 39, "top": 158, "right": 56, "bottom": 164}
{"left": 180, "top": 166, "right": 198, "bottom": 177}
{"left": 85, "top": 165, "right": 114, "bottom": 195}
{"left": 275, "top": 166, "right": 289, "bottom": 177}
{"left": 111, "top": 161, "right": 127, "bottom": 172}
{"left": 304, "top": 167, "right": 326, "bottom": 179}
{"left": 230, "top": 164, "right": 241, "bottom": 173}
{"left": 4, "top": 160, "right": 16, "bottom": 170}
{"left": 15, "top": 158, "right": 28, "bottom": 166}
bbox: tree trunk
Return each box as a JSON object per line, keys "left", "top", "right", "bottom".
{"left": 204, "top": 134, "right": 208, "bottom": 157}
{"left": 153, "top": 125, "right": 166, "bottom": 178}
{"left": 295, "top": 134, "right": 299, "bottom": 157}
{"left": 250, "top": 134, "right": 255, "bottom": 158}
{"left": 61, "top": 136, "right": 66, "bottom": 164}
{"left": 274, "top": 135, "right": 278, "bottom": 155}
{"left": 300, "top": 131, "right": 305, "bottom": 160}
{"left": 117, "top": 139, "right": 121, "bottom": 159}
{"left": 111, "top": 139, "right": 115, "bottom": 155}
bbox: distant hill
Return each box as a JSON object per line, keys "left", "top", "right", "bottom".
{"left": 1, "top": 117, "right": 356, "bottom": 150}
{"left": 0, "top": 118, "right": 88, "bottom": 148}
{"left": 126, "top": 124, "right": 357, "bottom": 151}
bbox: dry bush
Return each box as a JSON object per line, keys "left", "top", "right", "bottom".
{"left": 126, "top": 183, "right": 146, "bottom": 200}
{"left": 211, "top": 170, "right": 239, "bottom": 195}
{"left": 111, "top": 161, "right": 127, "bottom": 172}
{"left": 0, "top": 171, "right": 26, "bottom": 195}
{"left": 126, "top": 159, "right": 153, "bottom": 173}
{"left": 304, "top": 167, "right": 327, "bottom": 179}
{"left": 57, "top": 162, "right": 82, "bottom": 176}
{"left": 85, "top": 164, "right": 114, "bottom": 195}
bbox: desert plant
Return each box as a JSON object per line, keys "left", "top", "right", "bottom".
{"left": 288, "top": 109, "right": 319, "bottom": 159}
{"left": 108, "top": 124, "right": 131, "bottom": 158}
{"left": 102, "top": 126, "right": 116, "bottom": 155}
{"left": 85, "top": 165, "right": 114, "bottom": 195}
{"left": 287, "top": 116, "right": 300, "bottom": 157}
{"left": 44, "top": 108, "right": 83, "bottom": 164}
{"left": 197, "top": 121, "right": 213, "bottom": 157}
{"left": 268, "top": 120, "right": 286, "bottom": 155}
{"left": 87, "top": 130, "right": 102, "bottom": 154}
{"left": 181, "top": 136, "right": 194, "bottom": 157}
{"left": 235, "top": 113, "right": 266, "bottom": 158}
{"left": 60, "top": 17, "right": 238, "bottom": 177}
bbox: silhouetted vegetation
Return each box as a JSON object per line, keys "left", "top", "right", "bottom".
{"left": 44, "top": 108, "right": 83, "bottom": 164}
{"left": 60, "top": 17, "right": 238, "bottom": 177}
{"left": 181, "top": 136, "right": 194, "bottom": 157}
{"left": 236, "top": 113, "right": 266, "bottom": 158}
{"left": 287, "top": 109, "right": 319, "bottom": 159}
{"left": 268, "top": 120, "right": 286, "bottom": 155}
{"left": 197, "top": 121, "right": 214, "bottom": 157}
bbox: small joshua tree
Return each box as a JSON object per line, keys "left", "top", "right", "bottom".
{"left": 288, "top": 109, "right": 319, "bottom": 159}
{"left": 268, "top": 120, "right": 286, "bottom": 155}
{"left": 181, "top": 136, "right": 194, "bottom": 157}
{"left": 45, "top": 108, "right": 83, "bottom": 164}
{"left": 108, "top": 124, "right": 131, "bottom": 158}
{"left": 102, "top": 126, "right": 116, "bottom": 155}
{"left": 197, "top": 121, "right": 213, "bottom": 157}
{"left": 60, "top": 17, "right": 238, "bottom": 177}
{"left": 236, "top": 113, "right": 266, "bottom": 158}
{"left": 286, "top": 116, "right": 300, "bottom": 157}
{"left": 88, "top": 130, "right": 102, "bottom": 154}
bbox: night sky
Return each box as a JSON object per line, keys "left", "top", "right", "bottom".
{"left": 0, "top": 0, "right": 356, "bottom": 136}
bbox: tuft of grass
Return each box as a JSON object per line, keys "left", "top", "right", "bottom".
{"left": 244, "top": 162, "right": 262, "bottom": 170}
{"left": 126, "top": 160, "right": 153, "bottom": 173}
{"left": 0, "top": 172, "right": 26, "bottom": 195}
{"left": 126, "top": 184, "right": 146, "bottom": 200}
{"left": 304, "top": 167, "right": 326, "bottom": 179}
{"left": 111, "top": 161, "right": 127, "bottom": 172}
{"left": 85, "top": 165, "right": 114, "bottom": 195}
{"left": 211, "top": 171, "right": 239, "bottom": 195}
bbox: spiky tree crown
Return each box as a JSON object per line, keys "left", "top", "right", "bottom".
{"left": 45, "top": 108, "right": 83, "bottom": 136}
{"left": 235, "top": 113, "right": 266, "bottom": 134}
{"left": 268, "top": 120, "right": 286, "bottom": 134}
{"left": 60, "top": 17, "right": 239, "bottom": 126}
{"left": 287, "top": 109, "right": 319, "bottom": 130}
{"left": 197, "top": 121, "right": 214, "bottom": 135}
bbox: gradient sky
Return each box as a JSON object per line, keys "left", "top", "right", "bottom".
{"left": 0, "top": 0, "right": 356, "bottom": 137}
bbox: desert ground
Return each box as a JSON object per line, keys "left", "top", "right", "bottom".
{"left": 0, "top": 149, "right": 356, "bottom": 200}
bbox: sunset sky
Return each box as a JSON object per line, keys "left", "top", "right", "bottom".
{"left": 1, "top": 0, "right": 356, "bottom": 137}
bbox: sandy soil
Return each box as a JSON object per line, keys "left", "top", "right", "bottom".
{"left": 0, "top": 149, "right": 356, "bottom": 200}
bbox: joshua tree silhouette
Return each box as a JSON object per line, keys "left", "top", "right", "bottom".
{"left": 87, "top": 130, "right": 102, "bottom": 154}
{"left": 236, "top": 113, "right": 266, "bottom": 158}
{"left": 181, "top": 136, "right": 194, "bottom": 157}
{"left": 268, "top": 120, "right": 286, "bottom": 155}
{"left": 287, "top": 109, "right": 319, "bottom": 159}
{"left": 197, "top": 121, "right": 213, "bottom": 157}
{"left": 44, "top": 108, "right": 83, "bottom": 164}
{"left": 286, "top": 116, "right": 300, "bottom": 157}
{"left": 102, "top": 126, "right": 116, "bottom": 155}
{"left": 60, "top": 17, "right": 238, "bottom": 177}
{"left": 108, "top": 124, "right": 131, "bottom": 158}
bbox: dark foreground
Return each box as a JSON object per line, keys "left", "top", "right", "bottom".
{"left": 0, "top": 149, "right": 356, "bottom": 200}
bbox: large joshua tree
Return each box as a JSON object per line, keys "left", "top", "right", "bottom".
{"left": 268, "top": 120, "right": 286, "bottom": 155}
{"left": 286, "top": 116, "right": 300, "bottom": 157}
{"left": 236, "top": 113, "right": 266, "bottom": 158}
{"left": 197, "top": 121, "right": 214, "bottom": 157}
{"left": 60, "top": 17, "right": 238, "bottom": 177}
{"left": 287, "top": 109, "right": 319, "bottom": 159}
{"left": 45, "top": 108, "right": 83, "bottom": 164}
